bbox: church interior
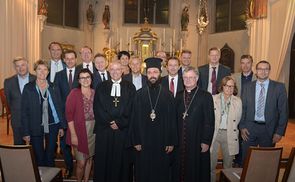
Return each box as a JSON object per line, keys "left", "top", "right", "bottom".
{"left": 0, "top": 0, "right": 295, "bottom": 181}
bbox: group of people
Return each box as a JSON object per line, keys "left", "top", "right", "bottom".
{"left": 4, "top": 42, "right": 288, "bottom": 182}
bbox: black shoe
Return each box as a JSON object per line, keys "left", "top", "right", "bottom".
{"left": 65, "top": 168, "right": 73, "bottom": 179}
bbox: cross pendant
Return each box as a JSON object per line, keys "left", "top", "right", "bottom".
{"left": 182, "top": 112, "right": 188, "bottom": 120}
{"left": 113, "top": 97, "right": 119, "bottom": 107}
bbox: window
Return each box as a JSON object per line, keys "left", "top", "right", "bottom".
{"left": 215, "top": 0, "right": 247, "bottom": 33}
{"left": 47, "top": 0, "right": 79, "bottom": 28}
{"left": 124, "top": 0, "right": 169, "bottom": 25}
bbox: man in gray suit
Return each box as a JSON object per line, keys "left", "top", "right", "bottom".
{"left": 232, "top": 55, "right": 256, "bottom": 97}
{"left": 239, "top": 60, "right": 288, "bottom": 164}
{"left": 198, "top": 47, "right": 231, "bottom": 95}
{"left": 232, "top": 55, "right": 256, "bottom": 167}
{"left": 4, "top": 57, "right": 36, "bottom": 145}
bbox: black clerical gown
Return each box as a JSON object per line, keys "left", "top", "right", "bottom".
{"left": 130, "top": 84, "right": 178, "bottom": 182}
{"left": 173, "top": 87, "right": 215, "bottom": 182}
{"left": 93, "top": 80, "right": 136, "bottom": 182}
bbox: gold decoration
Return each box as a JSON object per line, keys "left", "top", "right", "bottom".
{"left": 196, "top": 0, "right": 209, "bottom": 35}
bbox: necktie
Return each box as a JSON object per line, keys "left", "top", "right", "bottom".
{"left": 86, "top": 64, "right": 89, "bottom": 70}
{"left": 55, "top": 62, "right": 59, "bottom": 72}
{"left": 211, "top": 67, "right": 217, "bottom": 95}
{"left": 101, "top": 73, "right": 106, "bottom": 81}
{"left": 256, "top": 83, "right": 265, "bottom": 118}
{"left": 69, "top": 69, "right": 73, "bottom": 88}
{"left": 170, "top": 78, "right": 175, "bottom": 96}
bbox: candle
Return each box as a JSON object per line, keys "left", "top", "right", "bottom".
{"left": 163, "top": 28, "right": 166, "bottom": 44}
{"left": 180, "top": 38, "right": 183, "bottom": 52}
{"left": 116, "top": 28, "right": 119, "bottom": 43}
{"left": 127, "top": 28, "right": 129, "bottom": 40}
{"left": 108, "top": 38, "right": 111, "bottom": 49}
{"left": 173, "top": 29, "right": 176, "bottom": 45}
{"left": 120, "top": 38, "right": 122, "bottom": 51}
{"left": 129, "top": 37, "right": 132, "bottom": 51}
{"left": 159, "top": 38, "right": 162, "bottom": 51}
{"left": 169, "top": 38, "right": 172, "bottom": 55}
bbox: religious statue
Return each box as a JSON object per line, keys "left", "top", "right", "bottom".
{"left": 86, "top": 4, "right": 95, "bottom": 25}
{"left": 181, "top": 6, "right": 189, "bottom": 31}
{"left": 38, "top": 0, "right": 48, "bottom": 16}
{"left": 102, "top": 5, "right": 110, "bottom": 29}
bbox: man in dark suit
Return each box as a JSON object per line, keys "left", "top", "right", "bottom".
{"left": 76, "top": 46, "right": 96, "bottom": 74}
{"left": 47, "top": 42, "right": 66, "bottom": 82}
{"left": 198, "top": 47, "right": 231, "bottom": 95}
{"left": 123, "top": 56, "right": 147, "bottom": 90}
{"left": 239, "top": 60, "right": 288, "bottom": 164}
{"left": 54, "top": 50, "right": 78, "bottom": 177}
{"left": 93, "top": 53, "right": 110, "bottom": 89}
{"left": 178, "top": 49, "right": 192, "bottom": 77}
{"left": 4, "top": 57, "right": 36, "bottom": 145}
{"left": 161, "top": 56, "right": 184, "bottom": 97}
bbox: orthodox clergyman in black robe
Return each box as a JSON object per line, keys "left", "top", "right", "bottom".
{"left": 93, "top": 61, "right": 136, "bottom": 182}
{"left": 173, "top": 66, "right": 215, "bottom": 182}
{"left": 130, "top": 57, "right": 178, "bottom": 182}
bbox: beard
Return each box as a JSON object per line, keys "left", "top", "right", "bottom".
{"left": 148, "top": 76, "right": 161, "bottom": 87}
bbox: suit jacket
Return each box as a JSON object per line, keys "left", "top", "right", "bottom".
{"left": 46, "top": 60, "right": 66, "bottom": 81}
{"left": 239, "top": 80, "right": 288, "bottom": 137}
{"left": 76, "top": 62, "right": 97, "bottom": 74}
{"left": 232, "top": 72, "right": 256, "bottom": 97}
{"left": 211, "top": 93, "right": 242, "bottom": 155}
{"left": 54, "top": 68, "right": 79, "bottom": 112}
{"left": 122, "top": 73, "right": 147, "bottom": 89}
{"left": 4, "top": 74, "right": 36, "bottom": 128}
{"left": 198, "top": 64, "right": 231, "bottom": 91}
{"left": 161, "top": 75, "right": 184, "bottom": 96}
{"left": 93, "top": 70, "right": 111, "bottom": 89}
{"left": 21, "top": 81, "right": 66, "bottom": 137}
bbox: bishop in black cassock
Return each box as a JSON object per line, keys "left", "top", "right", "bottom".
{"left": 130, "top": 58, "right": 178, "bottom": 182}
{"left": 173, "top": 66, "right": 215, "bottom": 182}
{"left": 93, "top": 61, "right": 136, "bottom": 182}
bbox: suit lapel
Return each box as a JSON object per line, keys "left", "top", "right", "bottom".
{"left": 204, "top": 65, "right": 209, "bottom": 87}
{"left": 264, "top": 80, "right": 273, "bottom": 117}
{"left": 13, "top": 76, "right": 22, "bottom": 95}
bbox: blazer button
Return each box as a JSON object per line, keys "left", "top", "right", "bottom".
{"left": 233, "top": 120, "right": 236, "bottom": 122}
{"left": 235, "top": 139, "right": 238, "bottom": 141}
{"left": 234, "top": 129, "right": 236, "bottom": 132}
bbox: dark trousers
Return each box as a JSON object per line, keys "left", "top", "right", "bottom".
{"left": 12, "top": 126, "right": 25, "bottom": 145}
{"left": 30, "top": 124, "right": 59, "bottom": 167}
{"left": 60, "top": 129, "right": 73, "bottom": 171}
{"left": 241, "top": 122, "right": 274, "bottom": 165}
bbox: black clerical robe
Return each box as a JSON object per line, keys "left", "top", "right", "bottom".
{"left": 130, "top": 84, "right": 178, "bottom": 182}
{"left": 173, "top": 87, "right": 215, "bottom": 182}
{"left": 93, "top": 80, "right": 136, "bottom": 182}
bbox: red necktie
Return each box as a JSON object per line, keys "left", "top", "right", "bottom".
{"left": 170, "top": 78, "right": 175, "bottom": 96}
{"left": 69, "top": 69, "right": 73, "bottom": 88}
{"left": 211, "top": 67, "right": 217, "bottom": 95}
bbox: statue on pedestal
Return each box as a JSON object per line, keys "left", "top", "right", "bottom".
{"left": 86, "top": 4, "right": 95, "bottom": 25}
{"left": 102, "top": 5, "right": 110, "bottom": 29}
{"left": 181, "top": 6, "right": 189, "bottom": 31}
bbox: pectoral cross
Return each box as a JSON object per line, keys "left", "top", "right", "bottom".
{"left": 113, "top": 97, "right": 119, "bottom": 107}
{"left": 182, "top": 112, "right": 188, "bottom": 120}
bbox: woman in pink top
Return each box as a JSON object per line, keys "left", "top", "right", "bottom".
{"left": 66, "top": 68, "right": 95, "bottom": 182}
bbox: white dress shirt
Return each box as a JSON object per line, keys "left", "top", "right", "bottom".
{"left": 83, "top": 62, "right": 94, "bottom": 73}
{"left": 50, "top": 60, "right": 64, "bottom": 82}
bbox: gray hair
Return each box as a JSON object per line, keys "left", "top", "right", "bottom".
{"left": 183, "top": 66, "right": 199, "bottom": 76}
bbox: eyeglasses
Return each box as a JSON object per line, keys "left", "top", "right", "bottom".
{"left": 224, "top": 84, "right": 234, "bottom": 89}
{"left": 256, "top": 68, "right": 270, "bottom": 72}
{"left": 79, "top": 76, "right": 91, "bottom": 80}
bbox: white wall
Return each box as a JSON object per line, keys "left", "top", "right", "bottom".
{"left": 208, "top": 30, "right": 249, "bottom": 72}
